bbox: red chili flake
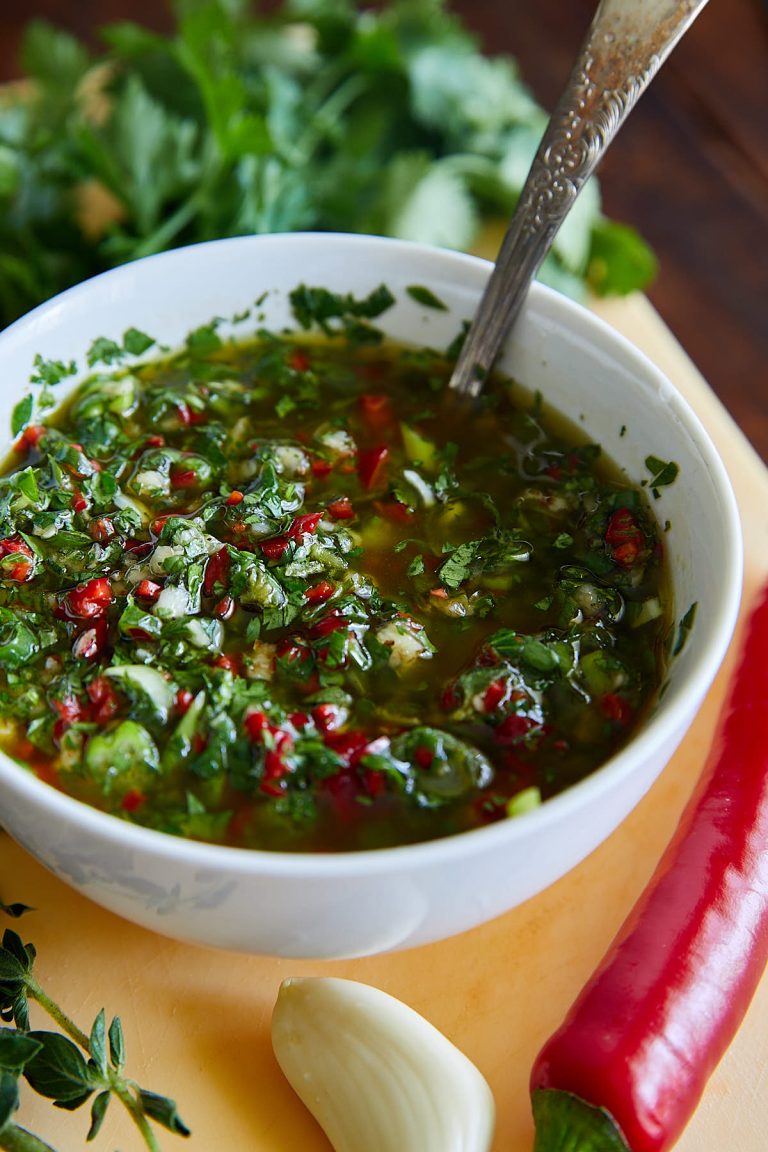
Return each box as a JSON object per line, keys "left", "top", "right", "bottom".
{"left": 260, "top": 779, "right": 285, "bottom": 797}
{"left": 64, "top": 577, "right": 113, "bottom": 620}
{"left": 212, "top": 653, "right": 239, "bottom": 675}
{"left": 0, "top": 536, "right": 35, "bottom": 582}
{"left": 287, "top": 512, "right": 323, "bottom": 539}
{"left": 312, "top": 703, "right": 344, "bottom": 733}
{"left": 358, "top": 393, "right": 394, "bottom": 428}
{"left": 430, "top": 587, "right": 449, "bottom": 599}
{"left": 125, "top": 539, "right": 153, "bottom": 559}
{"left": 225, "top": 489, "right": 244, "bottom": 506}
{"left": 311, "top": 458, "right": 333, "bottom": 478}
{"left": 601, "top": 692, "right": 633, "bottom": 725}
{"left": 203, "top": 545, "right": 230, "bottom": 597}
{"left": 53, "top": 695, "right": 86, "bottom": 726}
{"left": 323, "top": 729, "right": 369, "bottom": 765}
{"left": 260, "top": 536, "right": 289, "bottom": 560}
{"left": 127, "top": 627, "right": 156, "bottom": 643}
{"left": 89, "top": 518, "right": 115, "bottom": 543}
{"left": 304, "top": 581, "right": 334, "bottom": 604}
{"left": 263, "top": 749, "right": 290, "bottom": 781}
{"left": 605, "top": 508, "right": 644, "bottom": 569}
{"left": 16, "top": 424, "right": 46, "bottom": 452}
{"left": 309, "top": 612, "right": 347, "bottom": 639}
{"left": 151, "top": 515, "right": 171, "bottom": 537}
{"left": 145, "top": 434, "right": 165, "bottom": 448}
{"left": 86, "top": 676, "right": 120, "bottom": 724}
{"left": 414, "top": 745, "right": 434, "bottom": 770}
{"left": 289, "top": 712, "right": 309, "bottom": 731}
{"left": 175, "top": 689, "right": 194, "bottom": 715}
{"left": 288, "top": 348, "right": 311, "bottom": 373}
{"left": 326, "top": 496, "right": 354, "bottom": 520}
{"left": 496, "top": 713, "right": 538, "bottom": 744}
{"left": 440, "top": 683, "right": 460, "bottom": 711}
{"left": 71, "top": 492, "right": 89, "bottom": 514}
{"left": 483, "top": 678, "right": 507, "bottom": 712}
{"left": 373, "top": 499, "right": 413, "bottom": 523}
{"left": 244, "top": 710, "right": 269, "bottom": 742}
{"left": 170, "top": 467, "right": 198, "bottom": 490}
{"left": 214, "top": 595, "right": 235, "bottom": 620}
{"left": 176, "top": 401, "right": 195, "bottom": 426}
{"left": 135, "top": 579, "right": 162, "bottom": 602}
{"left": 357, "top": 445, "right": 389, "bottom": 490}
{"left": 320, "top": 769, "right": 361, "bottom": 819}
{"left": 363, "top": 768, "right": 385, "bottom": 797}
{"left": 121, "top": 790, "right": 145, "bottom": 813}
{"left": 276, "top": 636, "right": 310, "bottom": 664}
{"left": 72, "top": 620, "right": 107, "bottom": 661}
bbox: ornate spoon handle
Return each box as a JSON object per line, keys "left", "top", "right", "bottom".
{"left": 448, "top": 0, "right": 710, "bottom": 399}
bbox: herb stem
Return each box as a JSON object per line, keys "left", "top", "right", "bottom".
{"left": 0, "top": 1124, "right": 58, "bottom": 1152}
{"left": 110, "top": 1081, "right": 163, "bottom": 1152}
{"left": 24, "top": 976, "right": 90, "bottom": 1052}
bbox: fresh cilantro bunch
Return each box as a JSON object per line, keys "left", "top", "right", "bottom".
{"left": 0, "top": 0, "right": 656, "bottom": 328}
{"left": 0, "top": 901, "right": 189, "bottom": 1151}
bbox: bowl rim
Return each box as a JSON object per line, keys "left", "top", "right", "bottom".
{"left": 0, "top": 232, "right": 744, "bottom": 877}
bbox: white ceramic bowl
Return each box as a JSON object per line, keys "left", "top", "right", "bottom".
{"left": 0, "top": 233, "right": 742, "bottom": 958}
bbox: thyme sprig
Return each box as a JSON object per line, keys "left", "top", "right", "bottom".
{"left": 0, "top": 903, "right": 189, "bottom": 1152}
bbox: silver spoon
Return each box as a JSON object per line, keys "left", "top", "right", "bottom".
{"left": 448, "top": 0, "right": 710, "bottom": 399}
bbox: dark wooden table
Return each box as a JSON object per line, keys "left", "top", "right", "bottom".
{"left": 2, "top": 0, "right": 766, "bottom": 461}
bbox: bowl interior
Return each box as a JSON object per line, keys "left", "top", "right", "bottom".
{"left": 0, "top": 231, "right": 741, "bottom": 869}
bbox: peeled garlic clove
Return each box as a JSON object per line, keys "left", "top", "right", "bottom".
{"left": 271, "top": 976, "right": 495, "bottom": 1152}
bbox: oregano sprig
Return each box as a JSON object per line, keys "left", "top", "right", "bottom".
{"left": 0, "top": 906, "right": 189, "bottom": 1152}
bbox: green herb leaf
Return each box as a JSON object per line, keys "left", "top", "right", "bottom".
{"left": 0, "top": 1030, "right": 44, "bottom": 1075}
{"left": 0, "top": 903, "right": 33, "bottom": 921}
{"left": 23, "top": 1032, "right": 97, "bottom": 1107}
{"left": 108, "top": 1016, "right": 125, "bottom": 1070}
{"left": 0, "top": 1067, "right": 21, "bottom": 1132}
{"left": 89, "top": 1010, "right": 108, "bottom": 1077}
{"left": 87, "top": 1089, "right": 112, "bottom": 1140}
{"left": 406, "top": 285, "right": 448, "bottom": 311}
{"left": 10, "top": 395, "right": 34, "bottom": 438}
{"left": 138, "top": 1088, "right": 191, "bottom": 1137}
{"left": 645, "top": 455, "right": 680, "bottom": 491}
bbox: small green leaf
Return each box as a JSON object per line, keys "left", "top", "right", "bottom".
{"left": 186, "top": 322, "right": 222, "bottom": 356}
{"left": 11, "top": 394, "right": 34, "bottom": 438}
{"left": 587, "top": 219, "right": 658, "bottom": 297}
{"left": 0, "top": 903, "right": 33, "bottom": 921}
{"left": 645, "top": 455, "right": 679, "bottom": 491}
{"left": 138, "top": 1088, "right": 191, "bottom": 1136}
{"left": 0, "top": 1068, "right": 20, "bottom": 1132}
{"left": 24, "top": 1032, "right": 97, "bottom": 1106}
{"left": 123, "top": 327, "right": 155, "bottom": 356}
{"left": 1, "top": 931, "right": 34, "bottom": 975}
{"left": 89, "top": 1010, "right": 108, "bottom": 1077}
{"left": 0, "top": 1029, "right": 43, "bottom": 1074}
{"left": 406, "top": 284, "right": 448, "bottom": 311}
{"left": 107, "top": 1016, "right": 125, "bottom": 1070}
{"left": 29, "top": 354, "right": 77, "bottom": 388}
{"left": 407, "top": 554, "right": 425, "bottom": 577}
{"left": 87, "top": 337, "right": 124, "bottom": 367}
{"left": 87, "top": 1089, "right": 111, "bottom": 1140}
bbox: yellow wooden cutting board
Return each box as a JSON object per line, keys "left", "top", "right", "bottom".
{"left": 2, "top": 295, "right": 767, "bottom": 1152}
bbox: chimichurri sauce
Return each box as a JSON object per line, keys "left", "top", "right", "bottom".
{"left": 0, "top": 327, "right": 670, "bottom": 852}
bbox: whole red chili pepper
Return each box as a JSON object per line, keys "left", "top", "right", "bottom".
{"left": 531, "top": 581, "right": 768, "bottom": 1152}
